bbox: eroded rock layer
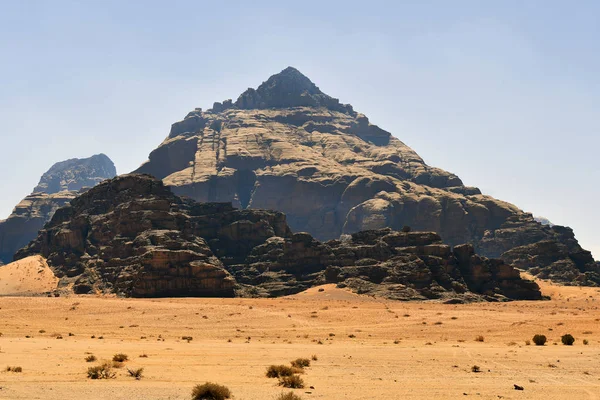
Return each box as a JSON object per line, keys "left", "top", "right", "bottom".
{"left": 0, "top": 154, "right": 116, "bottom": 264}
{"left": 17, "top": 174, "right": 541, "bottom": 301}
{"left": 134, "top": 67, "right": 597, "bottom": 285}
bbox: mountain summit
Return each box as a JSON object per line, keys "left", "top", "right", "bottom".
{"left": 233, "top": 67, "right": 353, "bottom": 112}
{"left": 135, "top": 68, "right": 599, "bottom": 285}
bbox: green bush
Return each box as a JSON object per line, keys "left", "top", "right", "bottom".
{"left": 561, "top": 334, "right": 575, "bottom": 345}
{"left": 191, "top": 382, "right": 231, "bottom": 400}
{"left": 532, "top": 334, "right": 547, "bottom": 346}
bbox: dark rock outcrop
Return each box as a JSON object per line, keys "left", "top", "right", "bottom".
{"left": 17, "top": 174, "right": 541, "bottom": 301}
{"left": 0, "top": 154, "right": 116, "bottom": 264}
{"left": 134, "top": 67, "right": 596, "bottom": 286}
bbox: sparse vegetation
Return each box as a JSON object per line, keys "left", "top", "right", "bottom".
{"left": 191, "top": 382, "right": 232, "bottom": 400}
{"left": 471, "top": 365, "right": 481, "bottom": 373}
{"left": 561, "top": 334, "right": 575, "bottom": 346}
{"left": 87, "top": 362, "right": 115, "bottom": 379}
{"left": 290, "top": 358, "right": 310, "bottom": 369}
{"left": 276, "top": 392, "right": 303, "bottom": 400}
{"left": 475, "top": 335, "right": 484, "bottom": 342}
{"left": 85, "top": 355, "right": 97, "bottom": 362}
{"left": 311, "top": 354, "right": 318, "bottom": 361}
{"left": 127, "top": 367, "right": 144, "bottom": 380}
{"left": 279, "top": 375, "right": 305, "bottom": 389}
{"left": 533, "top": 334, "right": 547, "bottom": 346}
{"left": 267, "top": 365, "right": 295, "bottom": 378}
{"left": 583, "top": 339, "right": 589, "bottom": 345}
{"left": 112, "top": 353, "right": 129, "bottom": 362}
{"left": 6, "top": 366, "right": 23, "bottom": 373}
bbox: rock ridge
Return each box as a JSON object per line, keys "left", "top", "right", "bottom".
{"left": 17, "top": 174, "right": 542, "bottom": 301}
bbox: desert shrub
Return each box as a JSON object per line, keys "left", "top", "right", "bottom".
{"left": 276, "top": 392, "right": 303, "bottom": 400}
{"left": 290, "top": 358, "right": 310, "bottom": 369}
{"left": 561, "top": 334, "right": 575, "bottom": 346}
{"left": 471, "top": 365, "right": 480, "bottom": 373}
{"left": 112, "top": 361, "right": 124, "bottom": 368}
{"left": 127, "top": 367, "right": 144, "bottom": 380}
{"left": 191, "top": 382, "right": 232, "bottom": 400}
{"left": 87, "top": 362, "right": 115, "bottom": 379}
{"left": 85, "top": 355, "right": 97, "bottom": 362}
{"left": 112, "top": 353, "right": 129, "bottom": 362}
{"left": 311, "top": 355, "right": 318, "bottom": 361}
{"left": 583, "top": 339, "right": 589, "bottom": 345}
{"left": 279, "top": 375, "right": 305, "bottom": 389}
{"left": 267, "top": 365, "right": 295, "bottom": 378}
{"left": 6, "top": 366, "right": 23, "bottom": 373}
{"left": 533, "top": 334, "right": 547, "bottom": 346}
{"left": 139, "top": 354, "right": 149, "bottom": 358}
{"left": 475, "top": 335, "right": 484, "bottom": 342}
{"left": 525, "top": 340, "right": 531, "bottom": 346}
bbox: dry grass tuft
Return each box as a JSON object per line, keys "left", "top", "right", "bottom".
{"left": 127, "top": 367, "right": 144, "bottom": 380}
{"left": 267, "top": 365, "right": 295, "bottom": 378}
{"left": 87, "top": 362, "right": 115, "bottom": 379}
{"left": 191, "top": 382, "right": 232, "bottom": 400}
{"left": 276, "top": 392, "right": 303, "bottom": 400}
{"left": 112, "top": 353, "right": 129, "bottom": 362}
{"left": 279, "top": 374, "right": 305, "bottom": 389}
{"left": 290, "top": 358, "right": 311, "bottom": 369}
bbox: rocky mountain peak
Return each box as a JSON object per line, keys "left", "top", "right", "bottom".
{"left": 33, "top": 153, "right": 117, "bottom": 194}
{"left": 230, "top": 67, "right": 354, "bottom": 113}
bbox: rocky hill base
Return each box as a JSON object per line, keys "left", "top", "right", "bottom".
{"left": 17, "top": 174, "right": 542, "bottom": 302}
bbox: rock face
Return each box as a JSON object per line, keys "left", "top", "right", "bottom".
{"left": 134, "top": 67, "right": 597, "bottom": 286}
{"left": 17, "top": 174, "right": 541, "bottom": 301}
{"left": 33, "top": 153, "right": 116, "bottom": 193}
{"left": 0, "top": 154, "right": 116, "bottom": 264}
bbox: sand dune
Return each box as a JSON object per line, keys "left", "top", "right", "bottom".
{"left": 0, "top": 256, "right": 58, "bottom": 295}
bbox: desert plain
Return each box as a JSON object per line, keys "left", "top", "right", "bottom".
{"left": 1, "top": 258, "right": 599, "bottom": 400}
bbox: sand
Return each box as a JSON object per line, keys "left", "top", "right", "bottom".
{"left": 0, "top": 256, "right": 58, "bottom": 295}
{"left": 1, "top": 274, "right": 600, "bottom": 399}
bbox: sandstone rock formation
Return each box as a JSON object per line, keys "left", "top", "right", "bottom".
{"left": 0, "top": 154, "right": 116, "bottom": 264}
{"left": 134, "top": 67, "right": 597, "bottom": 286}
{"left": 17, "top": 174, "right": 541, "bottom": 301}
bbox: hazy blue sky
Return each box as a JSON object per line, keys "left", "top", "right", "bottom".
{"left": 1, "top": 1, "right": 598, "bottom": 258}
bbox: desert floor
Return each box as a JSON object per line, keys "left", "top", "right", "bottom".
{"left": 1, "top": 278, "right": 600, "bottom": 400}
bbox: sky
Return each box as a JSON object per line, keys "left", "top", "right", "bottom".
{"left": 0, "top": 0, "right": 598, "bottom": 259}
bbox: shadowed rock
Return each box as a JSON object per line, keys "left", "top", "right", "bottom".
{"left": 17, "top": 174, "right": 541, "bottom": 301}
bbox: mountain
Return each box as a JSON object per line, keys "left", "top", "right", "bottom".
{"left": 16, "top": 174, "right": 542, "bottom": 301}
{"left": 33, "top": 153, "right": 116, "bottom": 193}
{"left": 134, "top": 67, "right": 598, "bottom": 286}
{"left": 0, "top": 154, "right": 116, "bottom": 264}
